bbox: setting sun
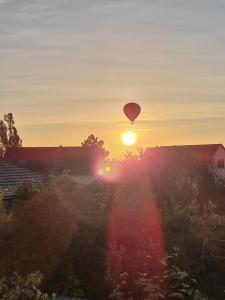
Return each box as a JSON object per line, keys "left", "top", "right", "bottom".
{"left": 122, "top": 131, "right": 137, "bottom": 146}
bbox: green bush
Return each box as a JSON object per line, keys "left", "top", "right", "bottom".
{"left": 109, "top": 250, "right": 209, "bottom": 300}
{"left": 0, "top": 272, "right": 55, "bottom": 299}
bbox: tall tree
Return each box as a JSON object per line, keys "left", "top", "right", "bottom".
{"left": 81, "top": 134, "right": 109, "bottom": 160}
{"left": 4, "top": 113, "right": 22, "bottom": 148}
{"left": 0, "top": 113, "right": 22, "bottom": 156}
{"left": 0, "top": 120, "right": 8, "bottom": 156}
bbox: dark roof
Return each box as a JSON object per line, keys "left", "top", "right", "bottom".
{"left": 146, "top": 144, "right": 224, "bottom": 161}
{"left": 4, "top": 147, "right": 93, "bottom": 175}
{"left": 4, "top": 147, "right": 88, "bottom": 162}
{"left": 0, "top": 159, "right": 44, "bottom": 200}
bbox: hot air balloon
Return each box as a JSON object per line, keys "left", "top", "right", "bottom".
{"left": 123, "top": 102, "right": 141, "bottom": 124}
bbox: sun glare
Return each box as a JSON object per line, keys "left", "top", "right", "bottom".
{"left": 122, "top": 131, "right": 137, "bottom": 146}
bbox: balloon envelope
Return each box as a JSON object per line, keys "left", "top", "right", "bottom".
{"left": 123, "top": 102, "right": 141, "bottom": 123}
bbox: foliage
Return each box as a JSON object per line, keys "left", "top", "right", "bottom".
{"left": 52, "top": 274, "right": 85, "bottom": 299}
{"left": 123, "top": 147, "right": 144, "bottom": 161}
{"left": 0, "top": 272, "right": 55, "bottom": 299}
{"left": 0, "top": 189, "right": 9, "bottom": 224}
{"left": 50, "top": 180, "right": 113, "bottom": 300}
{"left": 109, "top": 250, "right": 208, "bottom": 300}
{"left": 0, "top": 113, "right": 22, "bottom": 155}
{"left": 46, "top": 170, "right": 81, "bottom": 190}
{"left": 0, "top": 120, "right": 8, "bottom": 156}
{"left": 4, "top": 113, "right": 22, "bottom": 148}
{"left": 15, "top": 181, "right": 40, "bottom": 203}
{"left": 0, "top": 174, "right": 81, "bottom": 283}
{"left": 81, "top": 134, "right": 109, "bottom": 160}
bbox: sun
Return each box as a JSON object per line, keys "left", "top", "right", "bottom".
{"left": 122, "top": 131, "right": 137, "bottom": 146}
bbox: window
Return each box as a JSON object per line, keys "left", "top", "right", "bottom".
{"left": 217, "top": 159, "right": 225, "bottom": 169}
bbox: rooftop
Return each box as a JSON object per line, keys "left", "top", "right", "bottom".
{"left": 4, "top": 147, "right": 89, "bottom": 162}
{"left": 0, "top": 159, "right": 44, "bottom": 200}
{"left": 145, "top": 144, "right": 225, "bottom": 162}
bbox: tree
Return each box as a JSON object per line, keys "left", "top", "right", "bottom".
{"left": 0, "top": 174, "right": 81, "bottom": 282}
{"left": 0, "top": 120, "right": 8, "bottom": 156}
{"left": 123, "top": 147, "right": 144, "bottom": 161}
{"left": 0, "top": 113, "right": 22, "bottom": 155}
{"left": 4, "top": 113, "right": 22, "bottom": 148}
{"left": 81, "top": 134, "right": 109, "bottom": 160}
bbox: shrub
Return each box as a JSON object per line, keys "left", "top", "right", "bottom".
{"left": 0, "top": 272, "right": 55, "bottom": 299}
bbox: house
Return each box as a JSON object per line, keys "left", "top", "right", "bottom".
{"left": 0, "top": 159, "right": 44, "bottom": 200}
{"left": 145, "top": 144, "right": 225, "bottom": 180}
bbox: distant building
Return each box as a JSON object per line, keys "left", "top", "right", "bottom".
{"left": 145, "top": 144, "right": 225, "bottom": 180}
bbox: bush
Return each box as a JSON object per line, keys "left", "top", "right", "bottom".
{"left": 0, "top": 272, "right": 55, "bottom": 299}
{"left": 109, "top": 250, "right": 208, "bottom": 300}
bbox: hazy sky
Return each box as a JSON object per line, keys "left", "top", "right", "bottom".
{"left": 1, "top": 0, "right": 225, "bottom": 157}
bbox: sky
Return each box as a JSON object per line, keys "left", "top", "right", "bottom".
{"left": 1, "top": 0, "right": 225, "bottom": 157}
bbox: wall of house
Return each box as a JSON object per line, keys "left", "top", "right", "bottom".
{"left": 212, "top": 146, "right": 225, "bottom": 180}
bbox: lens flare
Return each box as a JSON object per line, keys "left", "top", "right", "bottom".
{"left": 105, "top": 166, "right": 111, "bottom": 173}
{"left": 122, "top": 131, "right": 137, "bottom": 146}
{"left": 95, "top": 161, "right": 121, "bottom": 182}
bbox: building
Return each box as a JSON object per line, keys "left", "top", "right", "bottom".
{"left": 145, "top": 144, "right": 225, "bottom": 180}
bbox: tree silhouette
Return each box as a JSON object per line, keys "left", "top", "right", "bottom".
{"left": 4, "top": 113, "right": 22, "bottom": 148}
{"left": 81, "top": 134, "right": 109, "bottom": 160}
{"left": 0, "top": 113, "right": 22, "bottom": 156}
{"left": 0, "top": 120, "right": 8, "bottom": 156}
